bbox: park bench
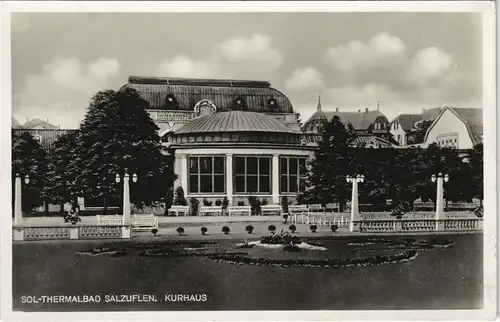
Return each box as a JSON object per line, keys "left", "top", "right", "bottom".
{"left": 288, "top": 205, "right": 308, "bottom": 214}
{"left": 228, "top": 206, "right": 251, "bottom": 216}
{"left": 324, "top": 203, "right": 340, "bottom": 212}
{"left": 168, "top": 205, "right": 189, "bottom": 216}
{"left": 131, "top": 214, "right": 158, "bottom": 231}
{"left": 261, "top": 205, "right": 281, "bottom": 216}
{"left": 307, "top": 204, "right": 324, "bottom": 213}
{"left": 199, "top": 206, "right": 223, "bottom": 216}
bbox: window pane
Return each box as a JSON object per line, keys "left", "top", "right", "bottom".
{"left": 247, "top": 157, "right": 258, "bottom": 175}
{"left": 200, "top": 157, "right": 212, "bottom": 174}
{"left": 280, "top": 175, "right": 288, "bottom": 193}
{"left": 189, "top": 175, "right": 199, "bottom": 193}
{"left": 259, "top": 157, "right": 270, "bottom": 175}
{"left": 259, "top": 175, "right": 270, "bottom": 193}
{"left": 299, "top": 159, "right": 306, "bottom": 175}
{"left": 289, "top": 158, "right": 298, "bottom": 175}
{"left": 235, "top": 157, "right": 245, "bottom": 175}
{"left": 235, "top": 175, "right": 245, "bottom": 193}
{"left": 289, "top": 175, "right": 298, "bottom": 192}
{"left": 280, "top": 158, "right": 288, "bottom": 175}
{"left": 214, "top": 157, "right": 224, "bottom": 174}
{"left": 189, "top": 157, "right": 198, "bottom": 174}
{"left": 247, "top": 175, "right": 258, "bottom": 192}
{"left": 214, "top": 175, "right": 225, "bottom": 193}
{"left": 200, "top": 175, "right": 213, "bottom": 192}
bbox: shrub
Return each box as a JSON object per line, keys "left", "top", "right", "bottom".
{"left": 283, "top": 214, "right": 289, "bottom": 223}
{"left": 248, "top": 196, "right": 261, "bottom": 216}
{"left": 173, "top": 186, "right": 188, "bottom": 206}
{"left": 237, "top": 201, "right": 245, "bottom": 206}
{"left": 151, "top": 228, "right": 158, "bottom": 236}
{"left": 289, "top": 224, "right": 297, "bottom": 233}
{"left": 281, "top": 196, "right": 289, "bottom": 214}
{"left": 261, "top": 199, "right": 268, "bottom": 206}
{"left": 310, "top": 224, "right": 318, "bottom": 233}
{"left": 215, "top": 199, "right": 222, "bottom": 207}
{"left": 189, "top": 197, "right": 200, "bottom": 216}
{"left": 330, "top": 224, "right": 339, "bottom": 232}
{"left": 268, "top": 224, "right": 276, "bottom": 234}
{"left": 221, "top": 197, "right": 230, "bottom": 215}
{"left": 245, "top": 225, "right": 254, "bottom": 234}
{"left": 203, "top": 198, "right": 212, "bottom": 206}
{"left": 222, "top": 226, "right": 230, "bottom": 235}
{"left": 176, "top": 227, "right": 185, "bottom": 235}
{"left": 201, "top": 227, "right": 208, "bottom": 235}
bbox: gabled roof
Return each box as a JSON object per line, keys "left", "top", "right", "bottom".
{"left": 21, "top": 118, "right": 58, "bottom": 130}
{"left": 121, "top": 76, "right": 294, "bottom": 114}
{"left": 392, "top": 114, "right": 422, "bottom": 131}
{"left": 424, "top": 106, "right": 483, "bottom": 145}
{"left": 304, "top": 110, "right": 387, "bottom": 130}
{"left": 422, "top": 107, "right": 443, "bottom": 121}
{"left": 353, "top": 135, "right": 397, "bottom": 148}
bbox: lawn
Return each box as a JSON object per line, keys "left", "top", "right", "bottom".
{"left": 13, "top": 233, "right": 483, "bottom": 311}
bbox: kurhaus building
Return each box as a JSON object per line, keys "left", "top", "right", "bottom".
{"left": 121, "top": 76, "right": 314, "bottom": 205}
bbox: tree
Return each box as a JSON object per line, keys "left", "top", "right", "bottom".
{"left": 303, "top": 116, "right": 357, "bottom": 211}
{"left": 12, "top": 132, "right": 50, "bottom": 212}
{"left": 67, "top": 88, "right": 176, "bottom": 210}
{"left": 469, "top": 143, "right": 483, "bottom": 205}
{"left": 414, "top": 120, "right": 433, "bottom": 143}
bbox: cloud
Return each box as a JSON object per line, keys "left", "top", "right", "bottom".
{"left": 13, "top": 57, "right": 121, "bottom": 129}
{"left": 285, "top": 67, "right": 324, "bottom": 92}
{"left": 157, "top": 34, "right": 283, "bottom": 80}
{"left": 325, "top": 33, "right": 406, "bottom": 72}
{"left": 407, "top": 47, "right": 455, "bottom": 87}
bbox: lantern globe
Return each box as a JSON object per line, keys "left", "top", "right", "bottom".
{"left": 24, "top": 175, "right": 30, "bottom": 184}
{"left": 115, "top": 174, "right": 120, "bottom": 183}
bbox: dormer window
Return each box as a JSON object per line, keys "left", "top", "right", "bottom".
{"left": 233, "top": 96, "right": 247, "bottom": 111}
{"left": 165, "top": 94, "right": 178, "bottom": 109}
{"left": 268, "top": 98, "right": 278, "bottom": 111}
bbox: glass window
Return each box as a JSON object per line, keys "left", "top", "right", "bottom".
{"left": 188, "top": 156, "right": 225, "bottom": 194}
{"left": 280, "top": 157, "right": 307, "bottom": 193}
{"left": 233, "top": 156, "right": 271, "bottom": 193}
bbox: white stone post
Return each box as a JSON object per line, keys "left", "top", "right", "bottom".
{"left": 272, "top": 154, "right": 280, "bottom": 204}
{"left": 435, "top": 176, "right": 444, "bottom": 230}
{"left": 349, "top": 180, "right": 359, "bottom": 232}
{"left": 226, "top": 153, "right": 233, "bottom": 205}
{"left": 14, "top": 174, "right": 22, "bottom": 226}
{"left": 122, "top": 173, "right": 131, "bottom": 226}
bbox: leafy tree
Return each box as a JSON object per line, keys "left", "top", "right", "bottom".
{"left": 67, "top": 88, "right": 176, "bottom": 210}
{"left": 468, "top": 143, "right": 483, "bottom": 205}
{"left": 414, "top": 120, "right": 433, "bottom": 143}
{"left": 11, "top": 132, "right": 50, "bottom": 212}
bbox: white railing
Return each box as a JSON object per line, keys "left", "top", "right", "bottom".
{"left": 228, "top": 206, "right": 251, "bottom": 216}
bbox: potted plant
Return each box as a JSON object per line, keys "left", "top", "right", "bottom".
{"left": 268, "top": 224, "right": 276, "bottom": 235}
{"left": 201, "top": 227, "right": 208, "bottom": 235}
{"left": 237, "top": 201, "right": 245, "bottom": 206}
{"left": 248, "top": 196, "right": 262, "bottom": 216}
{"left": 215, "top": 199, "right": 222, "bottom": 207}
{"left": 245, "top": 225, "right": 254, "bottom": 234}
{"left": 203, "top": 198, "right": 213, "bottom": 206}
{"left": 289, "top": 224, "right": 297, "bottom": 233}
{"left": 151, "top": 228, "right": 158, "bottom": 236}
{"left": 222, "top": 226, "right": 230, "bottom": 235}
{"left": 261, "top": 199, "right": 268, "bottom": 206}
{"left": 176, "top": 227, "right": 185, "bottom": 236}
{"left": 63, "top": 201, "right": 81, "bottom": 225}
{"left": 330, "top": 224, "right": 339, "bottom": 233}
{"left": 310, "top": 224, "right": 318, "bottom": 233}
{"left": 189, "top": 197, "right": 200, "bottom": 216}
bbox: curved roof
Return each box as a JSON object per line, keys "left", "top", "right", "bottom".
{"left": 21, "top": 118, "right": 58, "bottom": 130}
{"left": 175, "top": 111, "right": 300, "bottom": 135}
{"left": 121, "top": 76, "right": 294, "bottom": 113}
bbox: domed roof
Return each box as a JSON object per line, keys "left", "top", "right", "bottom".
{"left": 175, "top": 111, "right": 300, "bottom": 135}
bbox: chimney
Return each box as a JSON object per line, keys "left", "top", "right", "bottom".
{"left": 335, "top": 108, "right": 339, "bottom": 112}
{"left": 357, "top": 109, "right": 361, "bottom": 113}
{"left": 365, "top": 108, "right": 368, "bottom": 113}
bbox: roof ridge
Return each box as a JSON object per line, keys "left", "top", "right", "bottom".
{"left": 128, "top": 76, "right": 271, "bottom": 88}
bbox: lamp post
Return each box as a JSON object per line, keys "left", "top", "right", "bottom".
{"left": 115, "top": 172, "right": 138, "bottom": 226}
{"left": 431, "top": 173, "right": 449, "bottom": 228}
{"left": 346, "top": 174, "right": 365, "bottom": 232}
{"left": 14, "top": 173, "right": 30, "bottom": 226}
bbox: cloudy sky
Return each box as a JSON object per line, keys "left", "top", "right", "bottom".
{"left": 11, "top": 12, "right": 482, "bottom": 129}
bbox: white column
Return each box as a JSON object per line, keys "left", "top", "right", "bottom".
{"left": 272, "top": 154, "right": 280, "bottom": 204}
{"left": 122, "top": 173, "right": 131, "bottom": 226}
{"left": 14, "top": 174, "right": 22, "bottom": 226}
{"left": 173, "top": 154, "right": 183, "bottom": 189}
{"left": 435, "top": 176, "right": 444, "bottom": 221}
{"left": 349, "top": 180, "right": 359, "bottom": 232}
{"left": 180, "top": 154, "right": 188, "bottom": 191}
{"left": 226, "top": 153, "right": 233, "bottom": 205}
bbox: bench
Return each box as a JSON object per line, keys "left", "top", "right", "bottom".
{"left": 325, "top": 203, "right": 340, "bottom": 212}
{"left": 168, "top": 205, "right": 189, "bottom": 216}
{"left": 228, "top": 206, "right": 251, "bottom": 216}
{"left": 261, "top": 205, "right": 281, "bottom": 216}
{"left": 96, "top": 215, "right": 123, "bottom": 226}
{"left": 199, "top": 206, "right": 223, "bottom": 216}
{"left": 307, "top": 204, "right": 324, "bottom": 213}
{"left": 288, "top": 205, "right": 308, "bottom": 214}
{"left": 131, "top": 214, "right": 158, "bottom": 231}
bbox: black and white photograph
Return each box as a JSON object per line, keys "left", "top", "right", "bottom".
{"left": 0, "top": 1, "right": 496, "bottom": 321}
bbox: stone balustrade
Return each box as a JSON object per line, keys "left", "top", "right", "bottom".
{"left": 13, "top": 225, "right": 129, "bottom": 241}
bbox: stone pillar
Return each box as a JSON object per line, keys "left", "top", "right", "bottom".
{"left": 226, "top": 153, "right": 233, "bottom": 205}
{"left": 173, "top": 154, "right": 183, "bottom": 189}
{"left": 77, "top": 197, "right": 85, "bottom": 210}
{"left": 14, "top": 174, "right": 22, "bottom": 226}
{"left": 122, "top": 173, "right": 131, "bottom": 226}
{"left": 272, "top": 154, "right": 280, "bottom": 204}
{"left": 179, "top": 154, "right": 188, "bottom": 192}
{"left": 349, "top": 180, "right": 359, "bottom": 232}
{"left": 435, "top": 176, "right": 444, "bottom": 230}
